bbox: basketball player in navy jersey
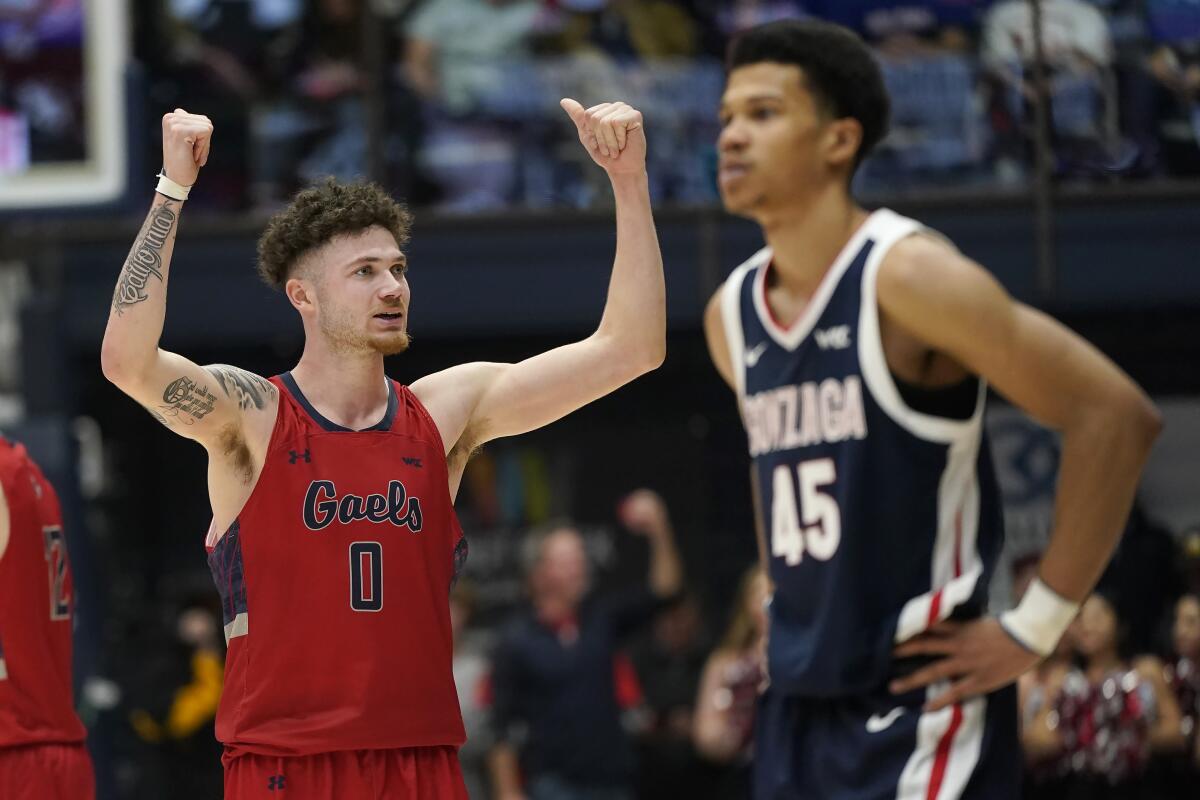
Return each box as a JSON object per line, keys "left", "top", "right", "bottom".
{"left": 704, "top": 20, "right": 1161, "bottom": 800}
{"left": 101, "top": 98, "right": 662, "bottom": 798}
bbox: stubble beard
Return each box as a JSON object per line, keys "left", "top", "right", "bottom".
{"left": 318, "top": 308, "right": 410, "bottom": 357}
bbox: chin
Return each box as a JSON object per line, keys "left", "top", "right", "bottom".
{"left": 372, "top": 332, "right": 411, "bottom": 356}
{"left": 720, "top": 189, "right": 766, "bottom": 220}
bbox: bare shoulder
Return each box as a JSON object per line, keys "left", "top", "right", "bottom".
{"left": 878, "top": 231, "right": 978, "bottom": 297}
{"left": 704, "top": 288, "right": 735, "bottom": 390}
{"left": 203, "top": 365, "right": 279, "bottom": 413}
{"left": 200, "top": 364, "right": 278, "bottom": 484}
{"left": 410, "top": 361, "right": 507, "bottom": 455}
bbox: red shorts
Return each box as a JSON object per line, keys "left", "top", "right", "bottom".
{"left": 224, "top": 746, "right": 468, "bottom": 800}
{"left": 0, "top": 741, "right": 94, "bottom": 800}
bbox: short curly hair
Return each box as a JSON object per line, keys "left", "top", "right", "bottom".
{"left": 256, "top": 179, "right": 413, "bottom": 289}
{"left": 727, "top": 20, "right": 890, "bottom": 173}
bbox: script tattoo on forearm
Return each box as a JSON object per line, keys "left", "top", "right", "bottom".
{"left": 112, "top": 203, "right": 177, "bottom": 315}
{"left": 206, "top": 365, "right": 277, "bottom": 411}
{"left": 158, "top": 376, "right": 217, "bottom": 425}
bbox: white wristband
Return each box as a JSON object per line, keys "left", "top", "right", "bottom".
{"left": 155, "top": 170, "right": 191, "bottom": 201}
{"left": 999, "top": 577, "right": 1080, "bottom": 657}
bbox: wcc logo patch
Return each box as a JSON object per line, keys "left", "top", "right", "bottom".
{"left": 302, "top": 480, "right": 423, "bottom": 532}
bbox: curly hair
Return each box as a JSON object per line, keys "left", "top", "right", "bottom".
{"left": 727, "top": 20, "right": 890, "bottom": 173}
{"left": 256, "top": 179, "right": 413, "bottom": 289}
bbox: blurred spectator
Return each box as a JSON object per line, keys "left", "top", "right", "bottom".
{"left": 692, "top": 565, "right": 768, "bottom": 799}
{"left": 0, "top": 0, "right": 85, "bottom": 169}
{"left": 1013, "top": 554, "right": 1078, "bottom": 800}
{"left": 1029, "top": 592, "right": 1185, "bottom": 799}
{"left": 819, "top": 0, "right": 988, "bottom": 55}
{"left": 629, "top": 595, "right": 710, "bottom": 799}
{"left": 143, "top": 0, "right": 302, "bottom": 207}
{"left": 1142, "top": 0, "right": 1200, "bottom": 175}
{"left": 545, "top": 0, "right": 700, "bottom": 61}
{"left": 708, "top": 0, "right": 810, "bottom": 39}
{"left": 1100, "top": 500, "right": 1189, "bottom": 655}
{"left": 487, "top": 502, "right": 684, "bottom": 800}
{"left": 452, "top": 580, "right": 494, "bottom": 800}
{"left": 1162, "top": 593, "right": 1200, "bottom": 791}
{"left": 622, "top": 491, "right": 711, "bottom": 800}
{"left": 402, "top": 0, "right": 542, "bottom": 210}
{"left": 126, "top": 597, "right": 224, "bottom": 800}
{"left": 982, "top": 0, "right": 1123, "bottom": 179}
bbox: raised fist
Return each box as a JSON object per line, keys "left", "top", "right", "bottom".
{"left": 560, "top": 99, "right": 646, "bottom": 176}
{"left": 619, "top": 489, "right": 670, "bottom": 536}
{"left": 161, "top": 109, "right": 213, "bottom": 188}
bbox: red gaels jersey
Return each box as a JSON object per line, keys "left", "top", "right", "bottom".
{"left": 0, "top": 437, "right": 86, "bottom": 748}
{"left": 207, "top": 374, "right": 467, "bottom": 757}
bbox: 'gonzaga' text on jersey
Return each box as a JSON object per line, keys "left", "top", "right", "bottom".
{"left": 720, "top": 209, "right": 1004, "bottom": 697}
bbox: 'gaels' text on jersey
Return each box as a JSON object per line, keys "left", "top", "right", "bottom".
{"left": 206, "top": 374, "right": 467, "bottom": 758}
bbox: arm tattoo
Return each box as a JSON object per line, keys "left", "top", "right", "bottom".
{"left": 158, "top": 376, "right": 217, "bottom": 424}
{"left": 206, "top": 365, "right": 277, "bottom": 411}
{"left": 112, "top": 203, "right": 177, "bottom": 315}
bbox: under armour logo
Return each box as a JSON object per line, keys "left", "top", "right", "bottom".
{"left": 288, "top": 449, "right": 311, "bottom": 464}
{"left": 268, "top": 774, "right": 287, "bottom": 790}
{"left": 402, "top": 457, "right": 423, "bottom": 468}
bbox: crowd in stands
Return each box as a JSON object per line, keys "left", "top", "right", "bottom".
{"left": 117, "top": 0, "right": 1200, "bottom": 213}
{"left": 442, "top": 491, "right": 1200, "bottom": 800}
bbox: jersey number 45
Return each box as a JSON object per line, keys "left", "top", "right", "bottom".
{"left": 771, "top": 458, "right": 841, "bottom": 565}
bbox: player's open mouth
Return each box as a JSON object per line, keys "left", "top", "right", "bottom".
{"left": 374, "top": 313, "right": 403, "bottom": 320}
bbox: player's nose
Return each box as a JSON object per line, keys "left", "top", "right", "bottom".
{"left": 718, "top": 121, "right": 749, "bottom": 153}
{"left": 379, "top": 271, "right": 407, "bottom": 299}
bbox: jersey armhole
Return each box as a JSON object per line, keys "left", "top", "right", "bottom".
{"left": 720, "top": 263, "right": 753, "bottom": 400}
{"left": 857, "top": 219, "right": 986, "bottom": 444}
{"left": 206, "top": 380, "right": 290, "bottom": 549}
{"left": 397, "top": 381, "right": 448, "bottom": 459}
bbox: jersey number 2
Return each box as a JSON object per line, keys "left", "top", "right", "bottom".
{"left": 349, "top": 541, "right": 383, "bottom": 612}
{"left": 43, "top": 526, "right": 71, "bottom": 620}
{"left": 771, "top": 458, "right": 841, "bottom": 565}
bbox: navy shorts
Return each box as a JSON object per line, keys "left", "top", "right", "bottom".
{"left": 753, "top": 683, "right": 1020, "bottom": 800}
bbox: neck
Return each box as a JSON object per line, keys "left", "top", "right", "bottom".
{"left": 758, "top": 187, "right": 867, "bottom": 295}
{"left": 1085, "top": 650, "right": 1123, "bottom": 679}
{"left": 534, "top": 595, "right": 577, "bottom": 623}
{"left": 290, "top": 337, "right": 390, "bottom": 429}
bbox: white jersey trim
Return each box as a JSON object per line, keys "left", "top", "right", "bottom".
{"left": 895, "top": 693, "right": 987, "bottom": 800}
{"left": 857, "top": 210, "right": 987, "bottom": 445}
{"left": 224, "top": 612, "right": 248, "bottom": 644}
{"left": 719, "top": 248, "right": 769, "bottom": 400}
{"left": 752, "top": 211, "right": 882, "bottom": 351}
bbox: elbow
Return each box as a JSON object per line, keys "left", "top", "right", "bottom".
{"left": 1119, "top": 390, "right": 1163, "bottom": 454}
{"left": 100, "top": 339, "right": 147, "bottom": 389}
{"left": 100, "top": 340, "right": 129, "bottom": 386}
{"left": 634, "top": 336, "right": 666, "bottom": 376}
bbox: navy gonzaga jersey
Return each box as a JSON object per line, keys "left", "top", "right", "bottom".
{"left": 720, "top": 209, "right": 1004, "bottom": 698}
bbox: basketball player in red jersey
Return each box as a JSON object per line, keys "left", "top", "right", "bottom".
{"left": 0, "top": 435, "right": 94, "bottom": 799}
{"left": 100, "top": 98, "right": 662, "bottom": 798}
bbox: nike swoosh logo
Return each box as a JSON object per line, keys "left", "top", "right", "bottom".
{"left": 866, "top": 707, "right": 906, "bottom": 733}
{"left": 745, "top": 342, "right": 768, "bottom": 367}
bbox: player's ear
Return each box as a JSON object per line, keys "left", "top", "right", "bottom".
{"left": 824, "top": 117, "right": 862, "bottom": 172}
{"left": 284, "top": 275, "right": 316, "bottom": 314}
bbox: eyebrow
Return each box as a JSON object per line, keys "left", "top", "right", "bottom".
{"left": 719, "top": 93, "right": 786, "bottom": 112}
{"left": 345, "top": 254, "right": 407, "bottom": 269}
